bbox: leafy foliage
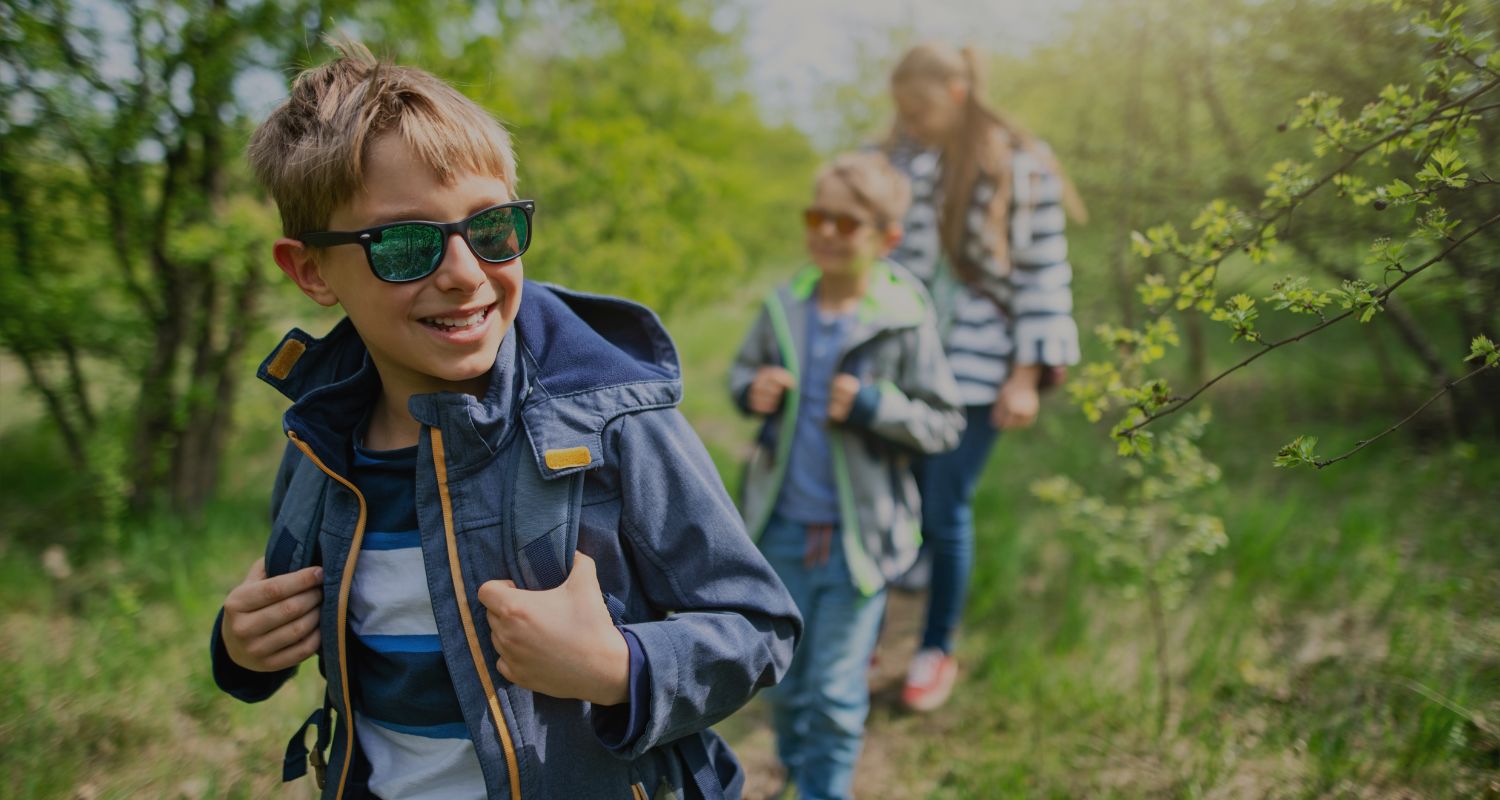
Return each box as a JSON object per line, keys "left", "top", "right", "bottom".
{"left": 0, "top": 0, "right": 814, "bottom": 521}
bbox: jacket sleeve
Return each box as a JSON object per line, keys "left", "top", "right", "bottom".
{"left": 999, "top": 155, "right": 1081, "bottom": 368}
{"left": 611, "top": 407, "right": 802, "bottom": 756}
{"left": 844, "top": 306, "right": 966, "bottom": 456}
{"left": 727, "top": 300, "right": 780, "bottom": 416}
{"left": 210, "top": 441, "right": 301, "bottom": 702}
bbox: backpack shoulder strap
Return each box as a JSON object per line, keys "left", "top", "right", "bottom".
{"left": 266, "top": 447, "right": 329, "bottom": 577}
{"left": 502, "top": 437, "right": 585, "bottom": 590}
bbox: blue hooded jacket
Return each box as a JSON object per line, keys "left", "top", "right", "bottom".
{"left": 211, "top": 281, "right": 802, "bottom": 799}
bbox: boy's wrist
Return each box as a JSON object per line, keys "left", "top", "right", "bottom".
{"left": 588, "top": 626, "right": 632, "bottom": 706}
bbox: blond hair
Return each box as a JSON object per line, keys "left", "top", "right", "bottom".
{"left": 248, "top": 38, "right": 517, "bottom": 236}
{"left": 816, "top": 151, "right": 913, "bottom": 229}
{"left": 888, "top": 43, "right": 1086, "bottom": 284}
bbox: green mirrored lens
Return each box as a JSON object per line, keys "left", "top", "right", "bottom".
{"left": 468, "top": 206, "right": 527, "bottom": 262}
{"left": 370, "top": 224, "right": 442, "bottom": 281}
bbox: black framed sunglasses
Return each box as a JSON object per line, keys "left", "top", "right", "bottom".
{"left": 299, "top": 200, "right": 535, "bottom": 283}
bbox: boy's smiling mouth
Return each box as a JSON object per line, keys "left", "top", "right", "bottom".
{"left": 420, "top": 304, "right": 489, "bottom": 328}
{"left": 420, "top": 303, "right": 495, "bottom": 332}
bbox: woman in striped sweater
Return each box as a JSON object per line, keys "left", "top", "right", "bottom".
{"left": 883, "top": 42, "right": 1088, "bottom": 712}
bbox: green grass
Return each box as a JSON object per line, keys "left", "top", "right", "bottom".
{"left": 2, "top": 278, "right": 1497, "bottom": 798}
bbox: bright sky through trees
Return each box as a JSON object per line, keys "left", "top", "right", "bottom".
{"left": 733, "top": 0, "right": 1084, "bottom": 140}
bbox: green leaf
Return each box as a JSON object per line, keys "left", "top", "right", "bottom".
{"left": 1273, "top": 435, "right": 1320, "bottom": 468}
{"left": 1467, "top": 334, "right": 1499, "bottom": 367}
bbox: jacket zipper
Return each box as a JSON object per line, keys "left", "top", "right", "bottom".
{"left": 430, "top": 427, "right": 524, "bottom": 799}
{"left": 286, "top": 431, "right": 366, "bottom": 800}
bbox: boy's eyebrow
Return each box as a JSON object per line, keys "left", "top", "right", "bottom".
{"left": 356, "top": 198, "right": 513, "bottom": 228}
{"left": 358, "top": 205, "right": 436, "bottom": 226}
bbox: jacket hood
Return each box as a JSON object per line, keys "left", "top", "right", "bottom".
{"left": 256, "top": 281, "right": 682, "bottom": 479}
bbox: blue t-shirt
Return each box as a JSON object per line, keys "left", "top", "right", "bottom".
{"left": 774, "top": 305, "right": 856, "bottom": 525}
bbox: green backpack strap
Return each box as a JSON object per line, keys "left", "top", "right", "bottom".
{"left": 502, "top": 437, "right": 586, "bottom": 589}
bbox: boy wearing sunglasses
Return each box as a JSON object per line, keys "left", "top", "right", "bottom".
{"left": 729, "top": 152, "right": 963, "bottom": 800}
{"left": 209, "top": 39, "right": 800, "bottom": 800}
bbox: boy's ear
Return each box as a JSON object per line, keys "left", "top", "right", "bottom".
{"left": 273, "top": 238, "right": 340, "bottom": 307}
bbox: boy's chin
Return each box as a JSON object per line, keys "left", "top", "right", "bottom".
{"left": 430, "top": 328, "right": 508, "bottom": 384}
{"left": 813, "top": 258, "right": 866, "bottom": 277}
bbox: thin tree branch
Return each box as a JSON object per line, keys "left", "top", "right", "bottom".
{"left": 1313, "top": 360, "right": 1495, "bottom": 468}
{"left": 1122, "top": 211, "right": 1500, "bottom": 434}
{"left": 1163, "top": 76, "right": 1500, "bottom": 290}
{"left": 8, "top": 343, "right": 88, "bottom": 464}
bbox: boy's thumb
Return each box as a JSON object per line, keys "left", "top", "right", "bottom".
{"left": 477, "top": 578, "right": 518, "bottom": 608}
{"left": 566, "top": 552, "right": 598, "bottom": 587}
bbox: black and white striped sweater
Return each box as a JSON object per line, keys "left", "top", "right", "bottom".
{"left": 886, "top": 139, "right": 1081, "bottom": 406}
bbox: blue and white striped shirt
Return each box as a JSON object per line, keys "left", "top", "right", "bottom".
{"left": 888, "top": 142, "right": 1081, "bottom": 406}
{"left": 348, "top": 442, "right": 486, "bottom": 800}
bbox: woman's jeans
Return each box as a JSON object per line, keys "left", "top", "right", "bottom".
{"left": 760, "top": 513, "right": 887, "bottom": 800}
{"left": 914, "top": 404, "right": 1001, "bottom": 653}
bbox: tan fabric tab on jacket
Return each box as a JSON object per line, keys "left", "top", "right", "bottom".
{"left": 544, "top": 447, "right": 592, "bottom": 470}
{"left": 267, "top": 339, "right": 306, "bottom": 380}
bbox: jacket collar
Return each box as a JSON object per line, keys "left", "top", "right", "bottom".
{"left": 777, "top": 260, "right": 930, "bottom": 355}
{"left": 256, "top": 281, "right": 682, "bottom": 480}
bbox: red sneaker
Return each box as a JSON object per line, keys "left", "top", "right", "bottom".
{"left": 901, "top": 647, "right": 957, "bottom": 712}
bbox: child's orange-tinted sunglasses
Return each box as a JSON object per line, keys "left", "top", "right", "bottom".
{"left": 802, "top": 207, "right": 877, "bottom": 236}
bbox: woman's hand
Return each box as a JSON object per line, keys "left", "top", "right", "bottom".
{"left": 991, "top": 364, "right": 1042, "bottom": 430}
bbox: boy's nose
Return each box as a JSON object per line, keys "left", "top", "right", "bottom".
{"left": 432, "top": 232, "right": 487, "bottom": 292}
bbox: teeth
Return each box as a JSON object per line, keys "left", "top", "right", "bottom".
{"left": 425, "top": 308, "right": 486, "bottom": 329}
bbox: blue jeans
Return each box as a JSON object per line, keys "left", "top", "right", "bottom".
{"left": 914, "top": 404, "right": 1001, "bottom": 653}
{"left": 759, "top": 514, "right": 887, "bottom": 800}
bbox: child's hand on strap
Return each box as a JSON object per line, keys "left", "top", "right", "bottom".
{"left": 747, "top": 366, "right": 796, "bottom": 415}
{"left": 221, "top": 557, "right": 324, "bottom": 672}
{"left": 477, "top": 552, "right": 630, "bottom": 707}
{"left": 826, "top": 373, "right": 861, "bottom": 423}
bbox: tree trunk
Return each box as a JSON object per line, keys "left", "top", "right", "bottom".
{"left": 13, "top": 347, "right": 89, "bottom": 465}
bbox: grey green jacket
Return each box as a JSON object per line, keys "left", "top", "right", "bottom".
{"left": 729, "top": 261, "right": 965, "bottom": 595}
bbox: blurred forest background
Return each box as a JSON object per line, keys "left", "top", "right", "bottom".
{"left": 1, "top": 0, "right": 1497, "bottom": 797}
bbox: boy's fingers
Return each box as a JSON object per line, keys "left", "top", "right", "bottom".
{"left": 261, "top": 627, "right": 321, "bottom": 672}
{"left": 238, "top": 586, "right": 322, "bottom": 637}
{"left": 244, "top": 557, "right": 267, "bottom": 583}
{"left": 252, "top": 607, "right": 321, "bottom": 657}
{"left": 244, "top": 566, "right": 324, "bottom": 611}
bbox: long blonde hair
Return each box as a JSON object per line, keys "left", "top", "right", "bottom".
{"left": 888, "top": 43, "right": 1086, "bottom": 285}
